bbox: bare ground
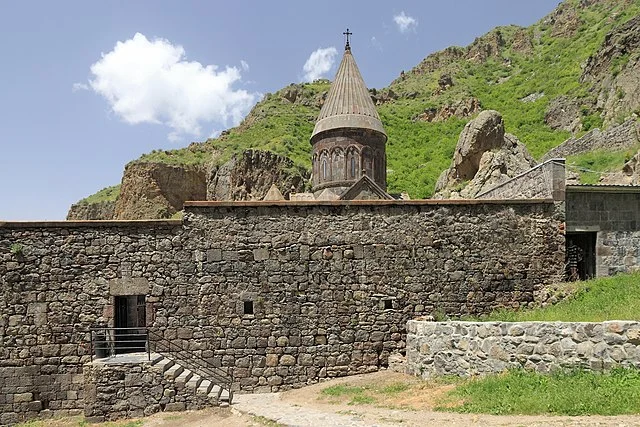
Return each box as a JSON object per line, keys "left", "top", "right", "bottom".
{"left": 31, "top": 371, "right": 640, "bottom": 426}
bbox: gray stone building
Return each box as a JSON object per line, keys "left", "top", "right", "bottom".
{"left": 1, "top": 35, "right": 636, "bottom": 425}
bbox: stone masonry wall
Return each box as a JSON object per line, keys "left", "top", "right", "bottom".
{"left": 83, "top": 357, "right": 215, "bottom": 422}
{"left": 406, "top": 320, "right": 640, "bottom": 379}
{"left": 566, "top": 187, "right": 640, "bottom": 276}
{"left": 0, "top": 200, "right": 564, "bottom": 422}
{"left": 0, "top": 220, "right": 183, "bottom": 425}
{"left": 476, "top": 159, "right": 565, "bottom": 201}
{"left": 176, "top": 201, "right": 564, "bottom": 392}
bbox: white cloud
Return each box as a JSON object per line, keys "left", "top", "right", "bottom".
{"left": 240, "top": 60, "right": 249, "bottom": 71}
{"left": 393, "top": 11, "right": 418, "bottom": 33}
{"left": 86, "top": 33, "right": 258, "bottom": 141}
{"left": 72, "top": 82, "right": 89, "bottom": 92}
{"left": 302, "top": 47, "right": 338, "bottom": 82}
{"left": 371, "top": 36, "right": 383, "bottom": 52}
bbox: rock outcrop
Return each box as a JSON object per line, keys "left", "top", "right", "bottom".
{"left": 66, "top": 200, "right": 116, "bottom": 220}
{"left": 581, "top": 15, "right": 640, "bottom": 126}
{"left": 114, "top": 162, "right": 207, "bottom": 220}
{"left": 542, "top": 118, "right": 640, "bottom": 160}
{"left": 413, "top": 98, "right": 481, "bottom": 123}
{"left": 600, "top": 149, "right": 640, "bottom": 185}
{"left": 545, "top": 96, "right": 582, "bottom": 133}
{"left": 434, "top": 110, "right": 536, "bottom": 199}
{"left": 207, "top": 150, "right": 308, "bottom": 201}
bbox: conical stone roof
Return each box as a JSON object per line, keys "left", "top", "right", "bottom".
{"left": 311, "top": 47, "right": 387, "bottom": 140}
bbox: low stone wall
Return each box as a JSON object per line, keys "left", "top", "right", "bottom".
{"left": 476, "top": 159, "right": 565, "bottom": 201}
{"left": 83, "top": 357, "right": 215, "bottom": 422}
{"left": 406, "top": 320, "right": 640, "bottom": 378}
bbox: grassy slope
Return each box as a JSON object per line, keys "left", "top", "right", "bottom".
{"left": 84, "top": 0, "right": 640, "bottom": 203}
{"left": 478, "top": 272, "right": 640, "bottom": 322}
{"left": 439, "top": 368, "right": 640, "bottom": 416}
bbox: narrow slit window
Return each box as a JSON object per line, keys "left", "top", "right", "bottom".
{"left": 243, "top": 300, "right": 254, "bottom": 315}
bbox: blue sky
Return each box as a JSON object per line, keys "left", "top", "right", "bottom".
{"left": 0, "top": 0, "right": 562, "bottom": 220}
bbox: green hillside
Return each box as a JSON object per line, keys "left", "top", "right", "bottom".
{"left": 95, "top": 0, "right": 640, "bottom": 202}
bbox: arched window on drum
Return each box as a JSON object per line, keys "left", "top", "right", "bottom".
{"left": 347, "top": 146, "right": 360, "bottom": 179}
{"left": 362, "top": 147, "right": 374, "bottom": 178}
{"left": 331, "top": 147, "right": 345, "bottom": 181}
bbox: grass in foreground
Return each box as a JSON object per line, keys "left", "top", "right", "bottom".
{"left": 437, "top": 368, "right": 640, "bottom": 416}
{"left": 478, "top": 272, "right": 640, "bottom": 322}
{"left": 320, "top": 382, "right": 412, "bottom": 407}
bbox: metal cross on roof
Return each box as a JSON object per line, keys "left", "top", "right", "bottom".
{"left": 343, "top": 28, "right": 352, "bottom": 49}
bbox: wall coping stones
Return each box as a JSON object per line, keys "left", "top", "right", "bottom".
{"left": 567, "top": 185, "right": 640, "bottom": 193}
{"left": 0, "top": 220, "right": 183, "bottom": 228}
{"left": 184, "top": 199, "right": 555, "bottom": 208}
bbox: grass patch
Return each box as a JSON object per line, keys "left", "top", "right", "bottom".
{"left": 437, "top": 368, "right": 640, "bottom": 415}
{"left": 251, "top": 415, "right": 285, "bottom": 426}
{"left": 566, "top": 147, "right": 638, "bottom": 184}
{"left": 476, "top": 272, "right": 640, "bottom": 322}
{"left": 78, "top": 185, "right": 120, "bottom": 205}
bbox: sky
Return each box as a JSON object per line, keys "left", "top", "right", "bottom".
{"left": 0, "top": 0, "right": 562, "bottom": 221}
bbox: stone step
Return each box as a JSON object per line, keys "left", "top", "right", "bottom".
{"left": 174, "top": 369, "right": 193, "bottom": 388}
{"left": 164, "top": 364, "right": 184, "bottom": 380}
{"left": 153, "top": 357, "right": 175, "bottom": 373}
{"left": 219, "top": 388, "right": 231, "bottom": 402}
{"left": 208, "top": 384, "right": 221, "bottom": 400}
{"left": 196, "top": 379, "right": 213, "bottom": 396}
{"left": 185, "top": 373, "right": 202, "bottom": 391}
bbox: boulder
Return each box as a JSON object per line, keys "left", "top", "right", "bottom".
{"left": 434, "top": 110, "right": 536, "bottom": 199}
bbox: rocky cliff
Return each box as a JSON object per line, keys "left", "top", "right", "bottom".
{"left": 434, "top": 111, "right": 536, "bottom": 199}
{"left": 207, "top": 150, "right": 308, "bottom": 201}
{"left": 71, "top": 0, "right": 640, "bottom": 215}
{"left": 66, "top": 200, "right": 116, "bottom": 221}
{"left": 113, "top": 162, "right": 207, "bottom": 220}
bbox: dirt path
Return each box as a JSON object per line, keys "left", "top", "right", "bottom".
{"left": 233, "top": 370, "right": 640, "bottom": 427}
{"left": 42, "top": 371, "right": 640, "bottom": 426}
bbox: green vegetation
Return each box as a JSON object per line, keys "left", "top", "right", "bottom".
{"left": 437, "top": 368, "right": 640, "bottom": 415}
{"left": 78, "top": 185, "right": 121, "bottom": 205}
{"left": 321, "top": 382, "right": 410, "bottom": 406}
{"left": 83, "top": 0, "right": 640, "bottom": 202}
{"left": 567, "top": 146, "right": 638, "bottom": 184}
{"left": 10, "top": 243, "right": 24, "bottom": 256}
{"left": 477, "top": 272, "right": 640, "bottom": 322}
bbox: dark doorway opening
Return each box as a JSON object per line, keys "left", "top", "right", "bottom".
{"left": 114, "top": 295, "right": 147, "bottom": 354}
{"left": 566, "top": 232, "right": 596, "bottom": 281}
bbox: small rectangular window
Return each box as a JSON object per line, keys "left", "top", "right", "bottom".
{"left": 383, "top": 299, "right": 393, "bottom": 310}
{"left": 243, "top": 301, "right": 254, "bottom": 315}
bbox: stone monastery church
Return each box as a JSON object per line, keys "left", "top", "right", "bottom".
{"left": 1, "top": 35, "right": 640, "bottom": 424}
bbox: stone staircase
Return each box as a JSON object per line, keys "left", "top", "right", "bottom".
{"left": 151, "top": 353, "right": 232, "bottom": 408}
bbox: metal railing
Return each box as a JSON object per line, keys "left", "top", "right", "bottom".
{"left": 89, "top": 327, "right": 150, "bottom": 361}
{"left": 89, "top": 326, "right": 233, "bottom": 403}
{"left": 147, "top": 329, "right": 234, "bottom": 402}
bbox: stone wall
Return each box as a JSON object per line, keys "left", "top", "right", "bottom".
{"left": 83, "top": 356, "right": 214, "bottom": 422}
{"left": 476, "top": 159, "right": 566, "bottom": 201}
{"left": 0, "top": 220, "right": 183, "bottom": 425}
{"left": 0, "top": 200, "right": 564, "bottom": 421}
{"left": 566, "top": 186, "right": 640, "bottom": 276}
{"left": 406, "top": 320, "right": 640, "bottom": 379}
{"left": 176, "top": 200, "right": 564, "bottom": 392}
{"left": 542, "top": 118, "right": 640, "bottom": 161}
